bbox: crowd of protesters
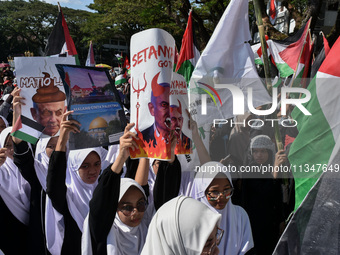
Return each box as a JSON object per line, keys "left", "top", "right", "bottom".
{"left": 0, "top": 65, "right": 298, "bottom": 255}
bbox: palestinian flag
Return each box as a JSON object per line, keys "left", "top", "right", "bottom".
{"left": 274, "top": 133, "right": 340, "bottom": 254}
{"left": 11, "top": 115, "right": 45, "bottom": 144}
{"left": 288, "top": 34, "right": 340, "bottom": 210}
{"left": 85, "top": 41, "right": 95, "bottom": 67}
{"left": 175, "top": 10, "right": 200, "bottom": 84}
{"left": 115, "top": 74, "right": 127, "bottom": 86}
{"left": 267, "top": 19, "right": 311, "bottom": 78}
{"left": 45, "top": 6, "right": 79, "bottom": 65}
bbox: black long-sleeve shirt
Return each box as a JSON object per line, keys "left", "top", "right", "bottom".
{"left": 46, "top": 151, "right": 82, "bottom": 255}
{"left": 13, "top": 141, "right": 49, "bottom": 255}
{"left": 89, "top": 156, "right": 181, "bottom": 255}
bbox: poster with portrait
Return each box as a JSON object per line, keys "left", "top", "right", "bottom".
{"left": 130, "top": 28, "right": 175, "bottom": 160}
{"left": 56, "top": 65, "right": 126, "bottom": 150}
{"left": 13, "top": 57, "right": 76, "bottom": 143}
{"left": 170, "top": 72, "right": 192, "bottom": 155}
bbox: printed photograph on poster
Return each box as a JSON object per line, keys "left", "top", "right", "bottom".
{"left": 130, "top": 28, "right": 175, "bottom": 160}
{"left": 12, "top": 57, "right": 76, "bottom": 144}
{"left": 170, "top": 72, "right": 192, "bottom": 155}
{"left": 56, "top": 64, "right": 126, "bottom": 150}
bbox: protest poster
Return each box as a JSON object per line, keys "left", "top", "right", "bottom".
{"left": 13, "top": 57, "right": 76, "bottom": 143}
{"left": 130, "top": 28, "right": 175, "bottom": 160}
{"left": 170, "top": 72, "right": 192, "bottom": 155}
{"left": 56, "top": 64, "right": 126, "bottom": 150}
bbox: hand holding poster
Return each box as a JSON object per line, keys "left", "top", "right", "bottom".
{"left": 130, "top": 28, "right": 175, "bottom": 160}
{"left": 56, "top": 65, "right": 126, "bottom": 150}
{"left": 13, "top": 57, "right": 75, "bottom": 143}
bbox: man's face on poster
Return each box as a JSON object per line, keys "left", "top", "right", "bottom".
{"left": 148, "top": 87, "right": 170, "bottom": 137}
{"left": 31, "top": 101, "right": 66, "bottom": 136}
{"left": 171, "top": 107, "right": 183, "bottom": 139}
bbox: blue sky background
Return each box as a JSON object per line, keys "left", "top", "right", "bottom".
{"left": 43, "top": 0, "right": 94, "bottom": 12}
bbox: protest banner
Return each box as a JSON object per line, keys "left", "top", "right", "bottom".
{"left": 130, "top": 28, "right": 175, "bottom": 160}
{"left": 56, "top": 65, "right": 126, "bottom": 150}
{"left": 170, "top": 72, "right": 192, "bottom": 155}
{"left": 13, "top": 57, "right": 75, "bottom": 143}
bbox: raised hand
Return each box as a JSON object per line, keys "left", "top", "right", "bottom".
{"left": 111, "top": 123, "right": 139, "bottom": 174}
{"left": 55, "top": 111, "right": 80, "bottom": 152}
{"left": 12, "top": 88, "right": 25, "bottom": 144}
{"left": 118, "top": 123, "right": 139, "bottom": 161}
{"left": 186, "top": 109, "right": 199, "bottom": 138}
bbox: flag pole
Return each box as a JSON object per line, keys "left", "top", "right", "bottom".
{"left": 57, "top": 2, "right": 61, "bottom": 12}
{"left": 253, "top": 0, "right": 289, "bottom": 187}
{"left": 253, "top": 0, "right": 283, "bottom": 151}
{"left": 253, "top": 0, "right": 272, "bottom": 93}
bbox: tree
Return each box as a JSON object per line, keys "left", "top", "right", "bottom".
{"left": 0, "top": 0, "right": 95, "bottom": 63}
{"left": 255, "top": 0, "right": 322, "bottom": 40}
{"left": 87, "top": 0, "right": 234, "bottom": 51}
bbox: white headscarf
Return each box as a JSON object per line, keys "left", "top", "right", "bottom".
{"left": 0, "top": 127, "right": 30, "bottom": 225}
{"left": 66, "top": 147, "right": 108, "bottom": 232}
{"left": 34, "top": 137, "right": 52, "bottom": 191}
{"left": 82, "top": 178, "right": 153, "bottom": 255}
{"left": 37, "top": 137, "right": 63, "bottom": 255}
{"left": 141, "top": 195, "right": 221, "bottom": 255}
{"left": 106, "top": 178, "right": 152, "bottom": 255}
{"left": 188, "top": 161, "right": 254, "bottom": 255}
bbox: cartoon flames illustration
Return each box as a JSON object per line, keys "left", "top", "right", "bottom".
{"left": 129, "top": 129, "right": 171, "bottom": 159}
{"left": 174, "top": 138, "right": 192, "bottom": 155}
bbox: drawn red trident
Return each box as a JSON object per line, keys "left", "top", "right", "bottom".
{"left": 132, "top": 73, "right": 147, "bottom": 130}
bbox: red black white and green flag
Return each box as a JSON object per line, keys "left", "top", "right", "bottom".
{"left": 175, "top": 10, "right": 200, "bottom": 84}
{"left": 267, "top": 18, "right": 312, "bottom": 79}
{"left": 275, "top": 36, "right": 340, "bottom": 253}
{"left": 11, "top": 115, "right": 45, "bottom": 144}
{"left": 252, "top": 19, "right": 312, "bottom": 81}
{"left": 45, "top": 6, "right": 79, "bottom": 65}
{"left": 288, "top": 34, "right": 340, "bottom": 210}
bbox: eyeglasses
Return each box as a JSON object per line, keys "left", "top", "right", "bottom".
{"left": 118, "top": 200, "right": 148, "bottom": 216}
{"left": 202, "top": 227, "right": 224, "bottom": 255}
{"left": 206, "top": 188, "right": 234, "bottom": 201}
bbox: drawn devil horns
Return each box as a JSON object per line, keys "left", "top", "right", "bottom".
{"left": 151, "top": 71, "right": 170, "bottom": 97}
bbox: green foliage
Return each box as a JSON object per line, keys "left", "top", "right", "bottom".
{"left": 0, "top": 0, "right": 312, "bottom": 63}
{"left": 0, "top": 0, "right": 94, "bottom": 63}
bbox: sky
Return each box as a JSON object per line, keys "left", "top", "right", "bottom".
{"left": 43, "top": 0, "right": 95, "bottom": 12}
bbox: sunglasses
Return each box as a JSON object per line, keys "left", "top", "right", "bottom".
{"left": 206, "top": 188, "right": 234, "bottom": 201}
{"left": 119, "top": 200, "right": 148, "bottom": 216}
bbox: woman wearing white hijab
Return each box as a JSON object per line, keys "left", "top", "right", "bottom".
{"left": 11, "top": 91, "right": 56, "bottom": 254}
{"left": 0, "top": 127, "right": 31, "bottom": 254}
{"left": 82, "top": 123, "right": 181, "bottom": 255}
{"left": 141, "top": 196, "right": 222, "bottom": 255}
{"left": 46, "top": 111, "right": 108, "bottom": 254}
{"left": 189, "top": 161, "right": 254, "bottom": 255}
